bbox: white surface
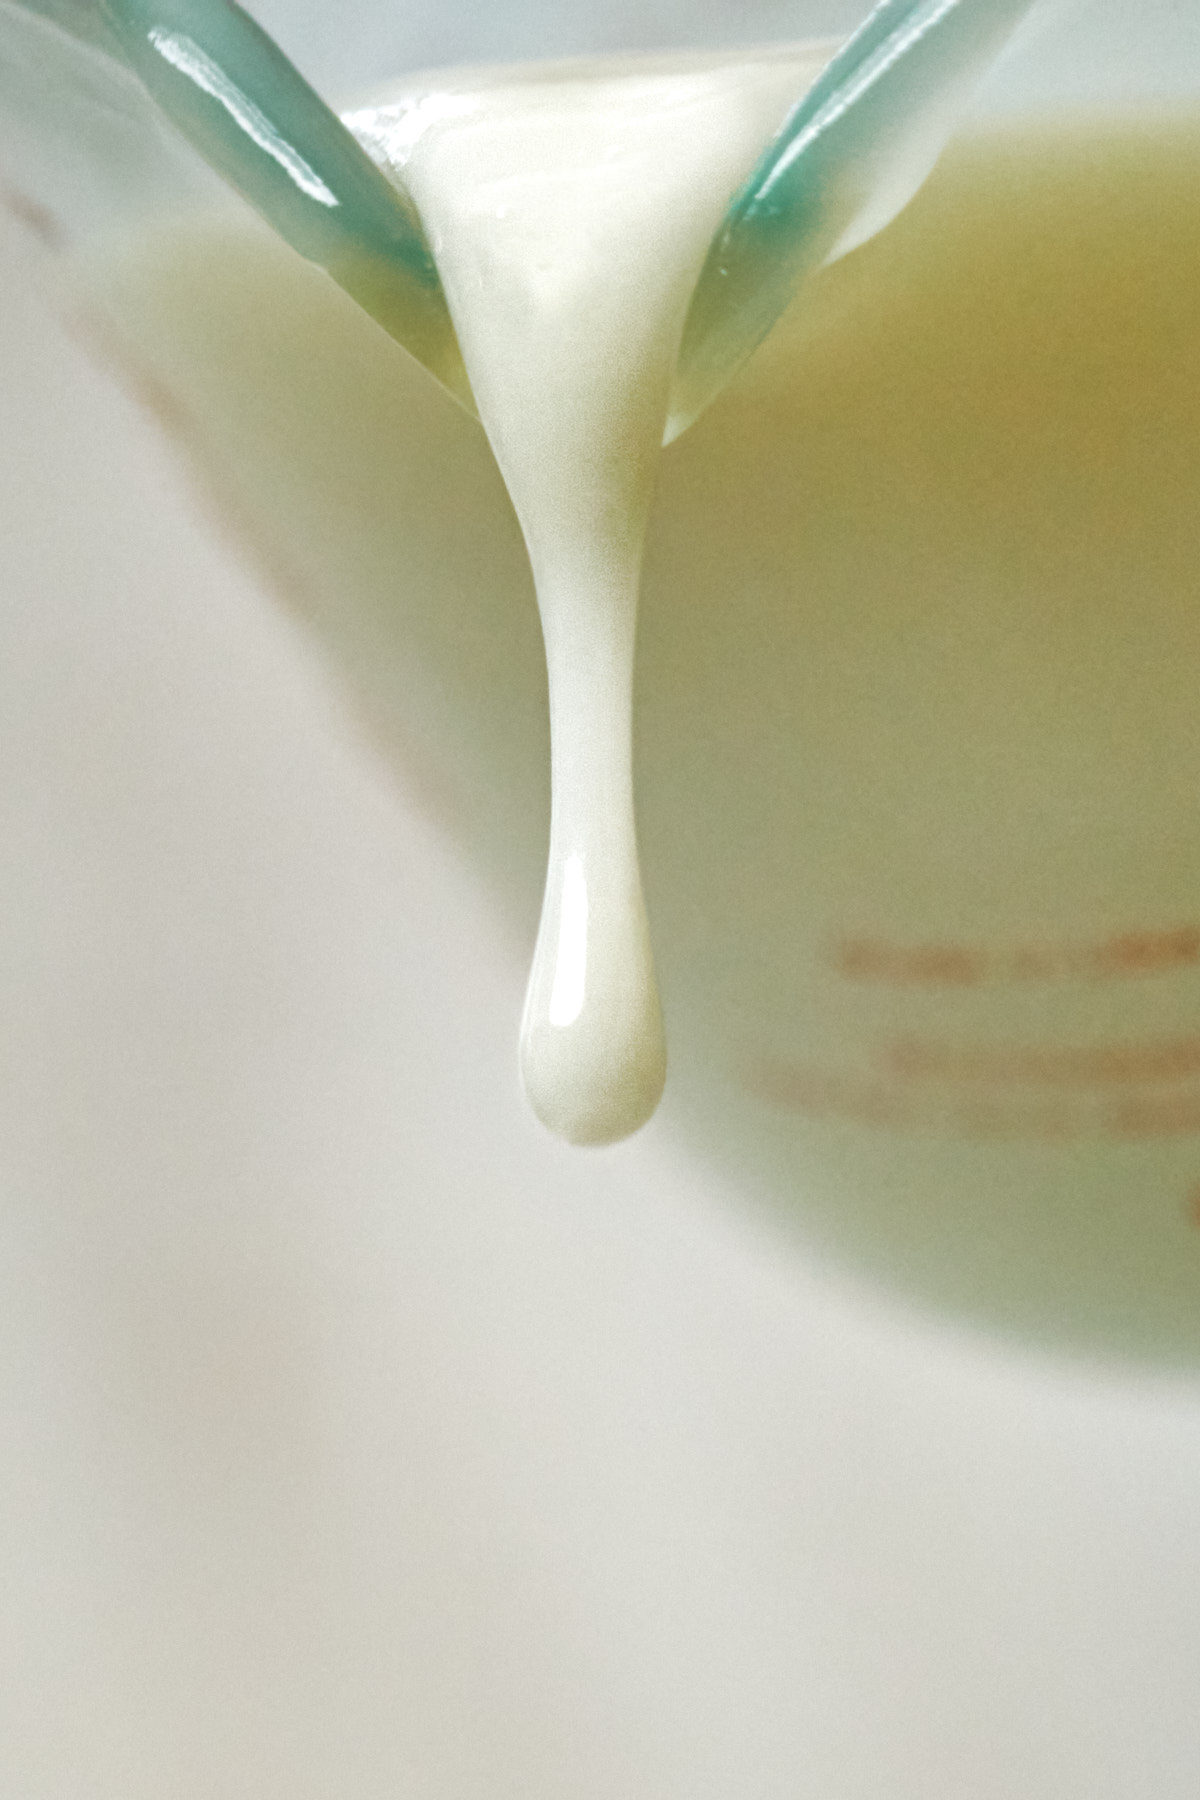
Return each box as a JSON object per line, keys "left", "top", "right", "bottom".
{"left": 2, "top": 204, "right": 1200, "bottom": 1798}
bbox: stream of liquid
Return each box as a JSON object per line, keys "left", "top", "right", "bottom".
{"left": 346, "top": 47, "right": 831, "bottom": 1143}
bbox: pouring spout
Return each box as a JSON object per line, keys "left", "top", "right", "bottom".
{"left": 669, "top": 0, "right": 1040, "bottom": 441}
{"left": 84, "top": 0, "right": 472, "bottom": 406}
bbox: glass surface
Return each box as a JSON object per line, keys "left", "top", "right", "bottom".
{"left": 5, "top": 0, "right": 1200, "bottom": 1368}
{"left": 3, "top": 9, "right": 1200, "bottom": 1800}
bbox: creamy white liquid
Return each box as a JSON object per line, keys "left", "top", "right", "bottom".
{"left": 346, "top": 50, "right": 829, "bottom": 1143}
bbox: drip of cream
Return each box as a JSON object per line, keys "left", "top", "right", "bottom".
{"left": 347, "top": 48, "right": 828, "bottom": 1143}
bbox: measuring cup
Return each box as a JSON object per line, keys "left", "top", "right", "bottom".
{"left": 10, "top": 0, "right": 1200, "bottom": 1364}
{"left": 4, "top": 5, "right": 1200, "bottom": 1800}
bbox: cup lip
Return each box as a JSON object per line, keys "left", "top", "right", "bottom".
{"left": 339, "top": 36, "right": 846, "bottom": 116}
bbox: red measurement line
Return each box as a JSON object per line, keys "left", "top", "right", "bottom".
{"left": 884, "top": 1035, "right": 1200, "bottom": 1088}
{"left": 749, "top": 1057, "right": 1200, "bottom": 1143}
{"left": 832, "top": 925, "right": 1200, "bottom": 988}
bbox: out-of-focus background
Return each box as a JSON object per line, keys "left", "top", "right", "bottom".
{"left": 1, "top": 2, "right": 1200, "bottom": 1795}
{"left": 252, "top": 0, "right": 872, "bottom": 94}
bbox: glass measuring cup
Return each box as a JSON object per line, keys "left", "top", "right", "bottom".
{"left": 5, "top": 0, "right": 1200, "bottom": 1372}
{"left": 5, "top": 8, "right": 1200, "bottom": 1800}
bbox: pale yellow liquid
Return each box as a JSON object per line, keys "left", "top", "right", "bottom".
{"left": 91, "top": 111, "right": 1200, "bottom": 1363}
